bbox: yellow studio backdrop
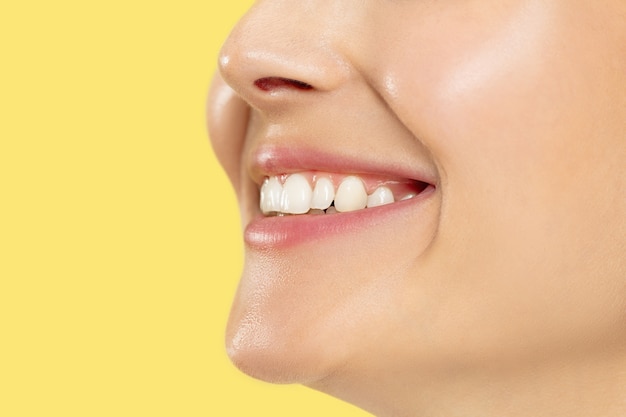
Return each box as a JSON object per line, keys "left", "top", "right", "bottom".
{"left": 0, "top": 1, "right": 369, "bottom": 416}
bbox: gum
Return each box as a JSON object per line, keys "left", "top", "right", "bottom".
{"left": 268, "top": 171, "right": 428, "bottom": 198}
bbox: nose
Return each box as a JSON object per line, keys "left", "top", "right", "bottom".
{"left": 217, "top": 0, "right": 355, "bottom": 110}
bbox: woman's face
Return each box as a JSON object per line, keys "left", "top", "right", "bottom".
{"left": 209, "top": 0, "right": 625, "bottom": 413}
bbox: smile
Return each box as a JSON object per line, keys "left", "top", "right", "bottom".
{"left": 243, "top": 146, "right": 440, "bottom": 248}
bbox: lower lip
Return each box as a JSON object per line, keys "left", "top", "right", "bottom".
{"left": 244, "top": 185, "right": 436, "bottom": 249}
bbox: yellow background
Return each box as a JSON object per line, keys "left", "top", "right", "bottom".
{"left": 1, "top": 1, "right": 370, "bottom": 416}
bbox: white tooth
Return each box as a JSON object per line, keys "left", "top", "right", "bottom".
{"left": 311, "top": 177, "right": 335, "bottom": 210}
{"left": 281, "top": 173, "right": 312, "bottom": 214}
{"left": 400, "top": 193, "right": 416, "bottom": 201}
{"left": 260, "top": 176, "right": 283, "bottom": 214}
{"left": 367, "top": 186, "right": 395, "bottom": 208}
{"left": 334, "top": 176, "right": 367, "bottom": 212}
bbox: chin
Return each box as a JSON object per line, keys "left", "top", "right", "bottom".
{"left": 225, "top": 303, "right": 343, "bottom": 385}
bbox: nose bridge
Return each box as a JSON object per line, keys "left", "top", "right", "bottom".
{"left": 218, "top": 0, "right": 355, "bottom": 106}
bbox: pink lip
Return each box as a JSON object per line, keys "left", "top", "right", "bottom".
{"left": 244, "top": 145, "right": 438, "bottom": 249}
{"left": 248, "top": 145, "right": 438, "bottom": 187}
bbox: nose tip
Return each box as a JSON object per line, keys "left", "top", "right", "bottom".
{"left": 217, "top": 2, "right": 353, "bottom": 107}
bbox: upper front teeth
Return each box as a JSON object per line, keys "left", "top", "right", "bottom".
{"left": 260, "top": 176, "right": 283, "bottom": 214}
{"left": 281, "top": 173, "right": 312, "bottom": 214}
{"left": 334, "top": 176, "right": 367, "bottom": 212}
{"left": 260, "top": 173, "right": 405, "bottom": 215}
{"left": 311, "top": 177, "right": 334, "bottom": 210}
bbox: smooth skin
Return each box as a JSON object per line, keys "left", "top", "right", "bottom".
{"left": 208, "top": 1, "right": 626, "bottom": 416}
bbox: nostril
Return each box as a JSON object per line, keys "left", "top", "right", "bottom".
{"left": 254, "top": 77, "right": 314, "bottom": 92}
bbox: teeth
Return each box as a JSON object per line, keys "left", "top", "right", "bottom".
{"left": 280, "top": 173, "right": 312, "bottom": 214}
{"left": 334, "top": 176, "right": 368, "bottom": 212}
{"left": 311, "top": 177, "right": 334, "bottom": 210}
{"left": 260, "top": 173, "right": 422, "bottom": 216}
{"left": 260, "top": 177, "right": 283, "bottom": 214}
{"left": 366, "top": 186, "right": 395, "bottom": 208}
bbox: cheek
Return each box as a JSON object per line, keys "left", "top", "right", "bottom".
{"left": 399, "top": 1, "right": 566, "bottom": 177}
{"left": 389, "top": 1, "right": 615, "bottom": 258}
{"left": 376, "top": 1, "right": 626, "bottom": 355}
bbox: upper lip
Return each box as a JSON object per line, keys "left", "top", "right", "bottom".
{"left": 247, "top": 144, "right": 439, "bottom": 187}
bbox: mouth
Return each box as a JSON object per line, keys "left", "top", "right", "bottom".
{"left": 244, "top": 146, "right": 438, "bottom": 248}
